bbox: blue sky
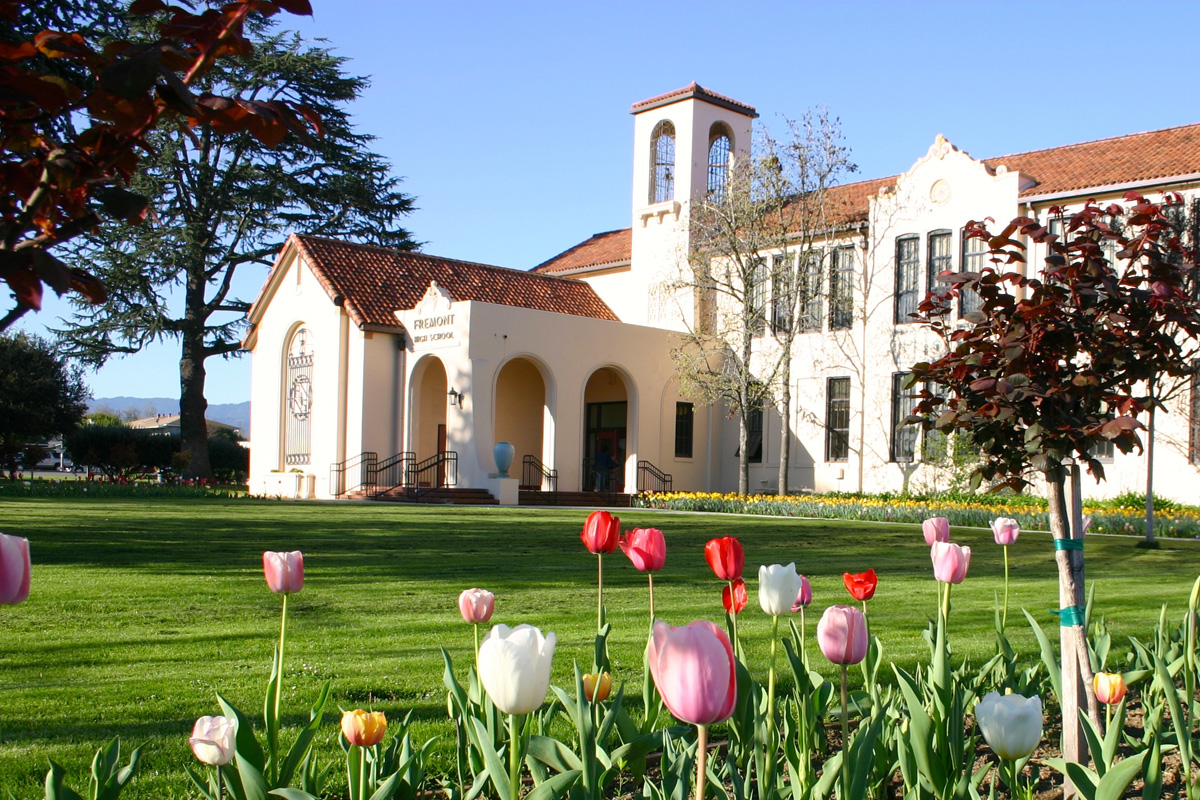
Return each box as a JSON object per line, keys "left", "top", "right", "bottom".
{"left": 19, "top": 0, "right": 1200, "bottom": 405}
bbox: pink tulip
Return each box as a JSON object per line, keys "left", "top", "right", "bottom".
{"left": 791, "top": 575, "right": 812, "bottom": 612}
{"left": 458, "top": 588, "right": 495, "bottom": 624}
{"left": 620, "top": 528, "right": 666, "bottom": 572}
{"left": 648, "top": 620, "right": 737, "bottom": 726}
{"left": 922, "top": 517, "right": 950, "bottom": 546}
{"left": 0, "top": 533, "right": 30, "bottom": 605}
{"left": 263, "top": 551, "right": 304, "bottom": 594}
{"left": 991, "top": 517, "right": 1020, "bottom": 546}
{"left": 931, "top": 541, "right": 971, "bottom": 584}
{"left": 817, "top": 605, "right": 868, "bottom": 665}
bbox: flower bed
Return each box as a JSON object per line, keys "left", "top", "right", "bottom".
{"left": 634, "top": 490, "right": 1200, "bottom": 538}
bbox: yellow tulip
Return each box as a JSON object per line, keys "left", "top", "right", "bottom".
{"left": 1092, "top": 672, "right": 1127, "bottom": 705}
{"left": 582, "top": 672, "right": 612, "bottom": 702}
{"left": 341, "top": 709, "right": 386, "bottom": 747}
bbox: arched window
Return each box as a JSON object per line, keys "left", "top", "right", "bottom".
{"left": 708, "top": 124, "right": 732, "bottom": 202}
{"left": 284, "top": 327, "right": 313, "bottom": 465}
{"left": 650, "top": 121, "right": 675, "bottom": 204}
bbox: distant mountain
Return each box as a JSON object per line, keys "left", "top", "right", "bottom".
{"left": 89, "top": 397, "right": 250, "bottom": 437}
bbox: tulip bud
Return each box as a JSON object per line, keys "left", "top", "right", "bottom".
{"left": 922, "top": 517, "right": 950, "bottom": 546}
{"left": 931, "top": 541, "right": 971, "bottom": 584}
{"left": 723, "top": 577, "right": 747, "bottom": 613}
{"left": 758, "top": 563, "right": 804, "bottom": 617}
{"left": 341, "top": 709, "right": 387, "bottom": 747}
{"left": 458, "top": 587, "right": 495, "bottom": 624}
{"left": 582, "top": 672, "right": 612, "bottom": 702}
{"left": 580, "top": 510, "right": 621, "bottom": 554}
{"left": 1093, "top": 672, "right": 1127, "bottom": 705}
{"left": 705, "top": 536, "right": 744, "bottom": 581}
{"left": 263, "top": 551, "right": 304, "bottom": 594}
{"left": 620, "top": 528, "right": 666, "bottom": 572}
{"left": 817, "top": 605, "right": 869, "bottom": 665}
{"left": 189, "top": 715, "right": 237, "bottom": 766}
{"left": 791, "top": 575, "right": 812, "bottom": 612}
{"left": 0, "top": 533, "right": 31, "bottom": 605}
{"left": 975, "top": 692, "right": 1043, "bottom": 761}
{"left": 991, "top": 517, "right": 1020, "bottom": 546}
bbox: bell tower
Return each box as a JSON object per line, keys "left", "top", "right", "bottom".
{"left": 628, "top": 83, "right": 756, "bottom": 331}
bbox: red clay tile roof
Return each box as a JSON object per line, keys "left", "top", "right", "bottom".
{"left": 532, "top": 229, "right": 632, "bottom": 274}
{"left": 631, "top": 82, "right": 758, "bottom": 118}
{"left": 252, "top": 235, "right": 619, "bottom": 329}
{"left": 984, "top": 122, "right": 1200, "bottom": 198}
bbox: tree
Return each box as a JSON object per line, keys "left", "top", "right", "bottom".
{"left": 672, "top": 114, "right": 854, "bottom": 494}
{"left": 1, "top": 0, "right": 318, "bottom": 330}
{"left": 0, "top": 332, "right": 87, "bottom": 474}
{"left": 909, "top": 193, "right": 1200, "bottom": 774}
{"left": 56, "top": 24, "right": 417, "bottom": 479}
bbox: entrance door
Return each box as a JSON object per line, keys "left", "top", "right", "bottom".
{"left": 436, "top": 424, "right": 447, "bottom": 487}
{"left": 585, "top": 401, "right": 626, "bottom": 491}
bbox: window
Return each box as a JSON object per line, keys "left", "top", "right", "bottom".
{"left": 927, "top": 230, "right": 952, "bottom": 294}
{"left": 674, "top": 402, "right": 694, "bottom": 458}
{"left": 771, "top": 253, "right": 794, "bottom": 334}
{"left": 797, "top": 251, "right": 823, "bottom": 332}
{"left": 825, "top": 377, "right": 850, "bottom": 462}
{"left": 895, "top": 235, "right": 920, "bottom": 323}
{"left": 708, "top": 125, "right": 731, "bottom": 203}
{"left": 746, "top": 404, "right": 763, "bottom": 463}
{"left": 650, "top": 121, "right": 676, "bottom": 204}
{"left": 748, "top": 258, "right": 768, "bottom": 335}
{"left": 284, "top": 327, "right": 313, "bottom": 465}
{"left": 1091, "top": 437, "right": 1115, "bottom": 462}
{"left": 830, "top": 246, "right": 854, "bottom": 330}
{"left": 921, "top": 381, "right": 949, "bottom": 462}
{"left": 960, "top": 228, "right": 988, "bottom": 316}
{"left": 890, "top": 372, "right": 918, "bottom": 462}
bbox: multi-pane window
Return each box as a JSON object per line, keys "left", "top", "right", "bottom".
{"left": 921, "top": 381, "right": 949, "bottom": 462}
{"left": 748, "top": 258, "right": 768, "bottom": 335}
{"left": 674, "top": 402, "right": 694, "bottom": 458}
{"left": 746, "top": 404, "right": 763, "bottom": 463}
{"left": 825, "top": 377, "right": 851, "bottom": 462}
{"left": 797, "top": 251, "right": 823, "bottom": 332}
{"left": 1091, "top": 437, "right": 1115, "bottom": 461}
{"left": 927, "top": 230, "right": 952, "bottom": 294}
{"left": 830, "top": 246, "right": 854, "bottom": 330}
{"left": 650, "top": 121, "right": 675, "bottom": 204}
{"left": 771, "top": 254, "right": 794, "bottom": 334}
{"left": 960, "top": 229, "right": 988, "bottom": 316}
{"left": 708, "top": 126, "right": 731, "bottom": 203}
{"left": 890, "top": 372, "right": 918, "bottom": 462}
{"left": 895, "top": 235, "right": 920, "bottom": 323}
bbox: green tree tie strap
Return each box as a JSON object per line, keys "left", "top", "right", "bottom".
{"left": 1050, "top": 606, "right": 1086, "bottom": 627}
{"left": 1054, "top": 538, "right": 1084, "bottom": 551}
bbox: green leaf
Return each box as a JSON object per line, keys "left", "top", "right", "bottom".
{"left": 43, "top": 761, "right": 85, "bottom": 800}
{"left": 235, "top": 754, "right": 271, "bottom": 800}
{"left": 892, "top": 666, "right": 946, "bottom": 791}
{"left": 365, "top": 769, "right": 405, "bottom": 800}
{"left": 526, "top": 735, "right": 582, "bottom": 773}
{"left": 469, "top": 717, "right": 511, "bottom": 800}
{"left": 184, "top": 765, "right": 217, "bottom": 800}
{"left": 268, "top": 790, "right": 319, "bottom": 800}
{"left": 278, "top": 680, "right": 330, "bottom": 787}
{"left": 218, "top": 693, "right": 266, "bottom": 772}
{"left": 1064, "top": 762, "right": 1100, "bottom": 800}
{"left": 1094, "top": 754, "right": 1144, "bottom": 800}
{"left": 523, "top": 769, "right": 580, "bottom": 800}
{"left": 1022, "top": 609, "right": 1062, "bottom": 702}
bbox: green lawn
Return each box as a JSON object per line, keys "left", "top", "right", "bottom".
{"left": 0, "top": 497, "right": 1196, "bottom": 798}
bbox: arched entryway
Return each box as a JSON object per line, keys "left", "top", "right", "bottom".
{"left": 583, "top": 367, "right": 631, "bottom": 492}
{"left": 410, "top": 356, "right": 449, "bottom": 484}
{"left": 494, "top": 356, "right": 551, "bottom": 487}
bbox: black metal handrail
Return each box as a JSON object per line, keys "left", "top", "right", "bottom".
{"left": 521, "top": 455, "right": 557, "bottom": 502}
{"left": 637, "top": 459, "right": 673, "bottom": 493}
{"left": 330, "top": 451, "right": 378, "bottom": 496}
{"left": 368, "top": 451, "right": 414, "bottom": 498}
{"left": 405, "top": 451, "right": 458, "bottom": 500}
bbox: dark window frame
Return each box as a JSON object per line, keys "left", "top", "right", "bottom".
{"left": 707, "top": 125, "right": 731, "bottom": 203}
{"left": 825, "top": 376, "right": 851, "bottom": 462}
{"left": 960, "top": 227, "right": 989, "bottom": 317}
{"left": 927, "top": 229, "right": 952, "bottom": 296}
{"left": 674, "top": 401, "right": 695, "bottom": 459}
{"left": 650, "top": 120, "right": 676, "bottom": 204}
{"left": 830, "top": 246, "right": 854, "bottom": 330}
{"left": 890, "top": 372, "right": 918, "bottom": 462}
{"left": 895, "top": 235, "right": 921, "bottom": 323}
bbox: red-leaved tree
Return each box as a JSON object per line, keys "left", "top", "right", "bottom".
{"left": 909, "top": 192, "right": 1200, "bottom": 773}
{"left": 0, "top": 0, "right": 316, "bottom": 328}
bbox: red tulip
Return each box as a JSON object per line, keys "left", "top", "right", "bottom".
{"left": 263, "top": 550, "right": 304, "bottom": 594}
{"left": 817, "top": 605, "right": 869, "bottom": 665}
{"left": 620, "top": 528, "right": 666, "bottom": 572}
{"left": 0, "top": 533, "right": 31, "bottom": 605}
{"left": 705, "top": 536, "right": 744, "bottom": 580}
{"left": 648, "top": 620, "right": 737, "bottom": 726}
{"left": 580, "top": 510, "right": 620, "bottom": 554}
{"left": 843, "top": 569, "right": 877, "bottom": 601}
{"left": 722, "top": 577, "right": 747, "bottom": 614}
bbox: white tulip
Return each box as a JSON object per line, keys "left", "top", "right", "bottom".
{"left": 189, "top": 715, "right": 237, "bottom": 766}
{"left": 758, "top": 563, "right": 804, "bottom": 617}
{"left": 975, "top": 691, "right": 1043, "bottom": 761}
{"left": 477, "top": 623, "right": 556, "bottom": 715}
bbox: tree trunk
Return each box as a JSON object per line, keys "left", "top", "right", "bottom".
{"left": 179, "top": 322, "right": 212, "bottom": 480}
{"left": 1145, "top": 404, "right": 1157, "bottom": 544}
{"left": 1046, "top": 464, "right": 1103, "bottom": 796}
{"left": 737, "top": 408, "right": 749, "bottom": 495}
{"left": 778, "top": 340, "right": 791, "bottom": 495}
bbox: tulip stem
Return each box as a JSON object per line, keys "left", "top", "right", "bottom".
{"left": 695, "top": 724, "right": 708, "bottom": 800}
{"left": 839, "top": 665, "right": 850, "bottom": 800}
{"left": 215, "top": 765, "right": 223, "bottom": 800}
{"left": 508, "top": 713, "right": 523, "bottom": 800}
{"left": 597, "top": 554, "right": 604, "bottom": 633}
{"left": 648, "top": 573, "right": 655, "bottom": 624}
{"left": 941, "top": 581, "right": 951, "bottom": 628}
{"left": 766, "top": 615, "right": 780, "bottom": 791}
{"left": 473, "top": 622, "right": 479, "bottom": 656}
{"left": 273, "top": 591, "right": 288, "bottom": 779}
{"left": 1002, "top": 544, "right": 1010, "bottom": 632}
{"left": 358, "top": 746, "right": 367, "bottom": 800}
{"left": 727, "top": 580, "right": 739, "bottom": 655}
